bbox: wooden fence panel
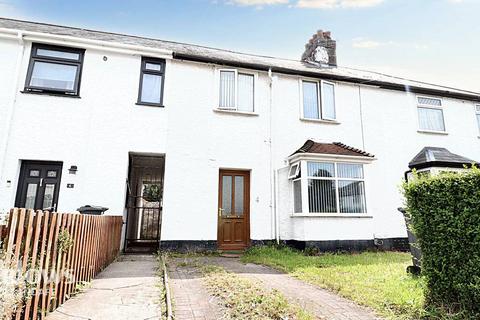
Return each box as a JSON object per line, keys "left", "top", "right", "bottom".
{"left": 0, "top": 209, "right": 123, "bottom": 320}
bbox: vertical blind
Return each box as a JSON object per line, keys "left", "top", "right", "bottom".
{"left": 219, "top": 71, "right": 236, "bottom": 108}
{"left": 237, "top": 73, "right": 254, "bottom": 112}
{"left": 308, "top": 179, "right": 337, "bottom": 213}
{"left": 219, "top": 71, "right": 254, "bottom": 111}
{"left": 321, "top": 82, "right": 336, "bottom": 120}
{"left": 302, "top": 81, "right": 319, "bottom": 119}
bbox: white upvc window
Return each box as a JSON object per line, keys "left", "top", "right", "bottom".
{"left": 218, "top": 69, "right": 255, "bottom": 112}
{"left": 301, "top": 79, "right": 336, "bottom": 121}
{"left": 290, "top": 160, "right": 367, "bottom": 215}
{"left": 417, "top": 96, "right": 446, "bottom": 132}
{"left": 475, "top": 105, "right": 480, "bottom": 134}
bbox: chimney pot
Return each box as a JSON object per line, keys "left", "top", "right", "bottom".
{"left": 301, "top": 29, "right": 337, "bottom": 66}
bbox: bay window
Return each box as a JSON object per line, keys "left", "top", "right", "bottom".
{"left": 290, "top": 160, "right": 367, "bottom": 215}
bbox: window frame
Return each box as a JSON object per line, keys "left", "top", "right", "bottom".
{"left": 288, "top": 163, "right": 300, "bottom": 179}
{"left": 137, "top": 57, "right": 166, "bottom": 107}
{"left": 217, "top": 68, "right": 256, "bottom": 113}
{"left": 300, "top": 78, "right": 337, "bottom": 121}
{"left": 416, "top": 95, "right": 446, "bottom": 133}
{"left": 24, "top": 43, "right": 85, "bottom": 96}
{"left": 291, "top": 159, "right": 369, "bottom": 216}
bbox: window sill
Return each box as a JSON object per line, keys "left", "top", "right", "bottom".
{"left": 20, "top": 90, "right": 81, "bottom": 98}
{"left": 417, "top": 130, "right": 448, "bottom": 135}
{"left": 213, "top": 109, "right": 259, "bottom": 116}
{"left": 291, "top": 213, "right": 373, "bottom": 218}
{"left": 300, "top": 118, "right": 340, "bottom": 125}
{"left": 136, "top": 102, "right": 165, "bottom": 108}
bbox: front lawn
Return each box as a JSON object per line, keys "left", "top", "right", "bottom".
{"left": 242, "top": 246, "right": 425, "bottom": 320}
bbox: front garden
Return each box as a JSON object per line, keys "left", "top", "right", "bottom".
{"left": 242, "top": 246, "right": 424, "bottom": 320}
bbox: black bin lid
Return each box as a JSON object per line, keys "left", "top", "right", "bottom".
{"left": 77, "top": 205, "right": 109, "bottom": 212}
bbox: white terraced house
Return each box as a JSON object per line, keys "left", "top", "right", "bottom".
{"left": 1, "top": 18, "right": 479, "bottom": 253}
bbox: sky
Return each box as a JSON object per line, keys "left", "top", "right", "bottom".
{"left": 1, "top": 0, "right": 479, "bottom": 92}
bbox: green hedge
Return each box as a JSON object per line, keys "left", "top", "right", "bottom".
{"left": 403, "top": 168, "right": 480, "bottom": 319}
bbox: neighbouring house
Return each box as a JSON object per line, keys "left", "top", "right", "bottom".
{"left": 1, "top": 18, "right": 479, "bottom": 253}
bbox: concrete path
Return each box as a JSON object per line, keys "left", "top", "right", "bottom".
{"left": 46, "top": 255, "right": 161, "bottom": 320}
{"left": 177, "top": 256, "right": 381, "bottom": 320}
{"left": 167, "top": 258, "right": 224, "bottom": 320}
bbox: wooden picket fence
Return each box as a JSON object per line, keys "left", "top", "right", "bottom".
{"left": 1, "top": 208, "right": 123, "bottom": 320}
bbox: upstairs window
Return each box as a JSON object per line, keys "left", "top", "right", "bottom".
{"left": 417, "top": 96, "right": 445, "bottom": 132}
{"left": 476, "top": 105, "right": 480, "bottom": 133}
{"left": 138, "top": 57, "right": 166, "bottom": 106}
{"left": 25, "top": 44, "right": 84, "bottom": 96}
{"left": 219, "top": 69, "right": 254, "bottom": 112}
{"left": 301, "top": 80, "right": 336, "bottom": 121}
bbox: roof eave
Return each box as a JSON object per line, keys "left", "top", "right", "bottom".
{"left": 173, "top": 52, "right": 480, "bottom": 102}
{"left": 288, "top": 152, "right": 376, "bottom": 164}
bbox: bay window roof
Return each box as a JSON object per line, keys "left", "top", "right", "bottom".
{"left": 408, "top": 147, "right": 478, "bottom": 170}
{"left": 291, "top": 140, "right": 375, "bottom": 159}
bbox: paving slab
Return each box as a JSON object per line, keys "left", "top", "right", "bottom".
{"left": 167, "top": 258, "right": 224, "bottom": 320}
{"left": 191, "top": 256, "right": 382, "bottom": 320}
{"left": 46, "top": 255, "right": 161, "bottom": 320}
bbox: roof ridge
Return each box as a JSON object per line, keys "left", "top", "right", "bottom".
{"left": 0, "top": 17, "right": 478, "bottom": 97}
{"left": 0, "top": 16, "right": 302, "bottom": 64}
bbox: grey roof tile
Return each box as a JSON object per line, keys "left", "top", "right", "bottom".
{"left": 1, "top": 17, "right": 479, "bottom": 100}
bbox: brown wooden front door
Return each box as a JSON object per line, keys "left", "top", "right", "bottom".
{"left": 217, "top": 170, "right": 250, "bottom": 251}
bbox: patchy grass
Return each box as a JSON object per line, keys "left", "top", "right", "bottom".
{"left": 0, "top": 256, "right": 25, "bottom": 320}
{"left": 242, "top": 246, "right": 425, "bottom": 320}
{"left": 202, "top": 264, "right": 313, "bottom": 320}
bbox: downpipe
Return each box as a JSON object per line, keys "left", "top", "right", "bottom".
{"left": 0, "top": 31, "right": 24, "bottom": 189}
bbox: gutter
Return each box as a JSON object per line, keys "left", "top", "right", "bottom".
{"left": 0, "top": 28, "right": 173, "bottom": 58}
{"left": 173, "top": 52, "right": 480, "bottom": 102}
{"left": 0, "top": 31, "right": 24, "bottom": 187}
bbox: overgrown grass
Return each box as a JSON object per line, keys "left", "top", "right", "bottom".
{"left": 0, "top": 256, "right": 25, "bottom": 320}
{"left": 242, "top": 246, "right": 425, "bottom": 320}
{"left": 202, "top": 264, "right": 313, "bottom": 320}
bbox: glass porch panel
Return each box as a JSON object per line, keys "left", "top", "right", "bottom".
{"left": 25, "top": 183, "right": 38, "bottom": 209}
{"left": 222, "top": 175, "right": 232, "bottom": 216}
{"left": 234, "top": 176, "right": 244, "bottom": 216}
{"left": 42, "top": 184, "right": 55, "bottom": 209}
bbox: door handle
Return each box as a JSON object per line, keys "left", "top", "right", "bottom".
{"left": 218, "top": 208, "right": 224, "bottom": 217}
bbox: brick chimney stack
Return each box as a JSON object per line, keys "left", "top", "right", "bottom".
{"left": 301, "top": 30, "right": 337, "bottom": 66}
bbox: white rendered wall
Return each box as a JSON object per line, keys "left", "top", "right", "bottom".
{"left": 0, "top": 41, "right": 168, "bottom": 217}
{"left": 1, "top": 36, "right": 480, "bottom": 244}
